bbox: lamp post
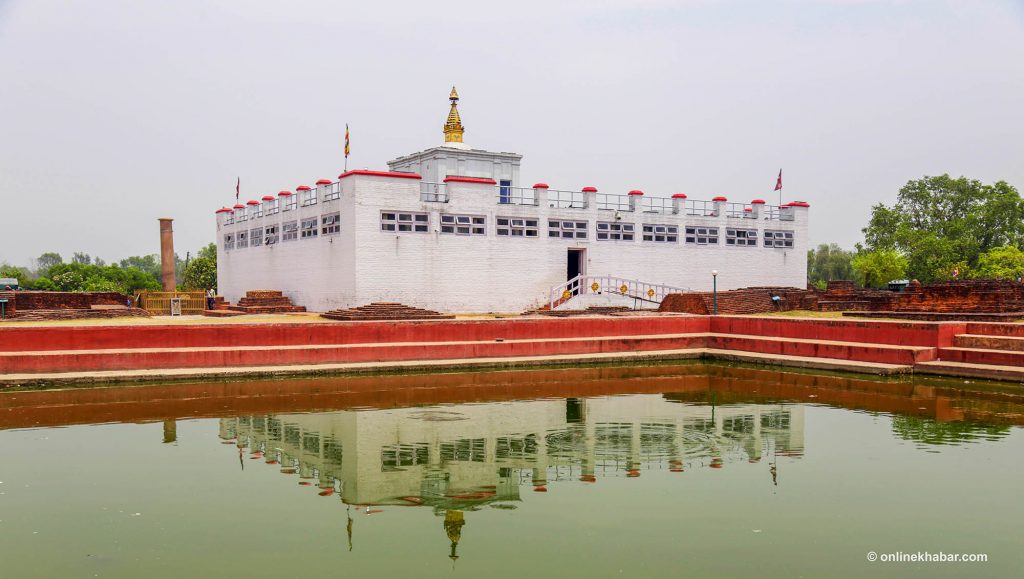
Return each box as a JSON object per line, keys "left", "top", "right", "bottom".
{"left": 711, "top": 270, "right": 718, "bottom": 315}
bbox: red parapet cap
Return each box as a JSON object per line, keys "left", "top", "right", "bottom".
{"left": 216, "top": 207, "right": 232, "bottom": 214}
{"left": 444, "top": 176, "right": 497, "bottom": 185}
{"left": 277, "top": 190, "right": 292, "bottom": 197}
{"left": 338, "top": 169, "right": 422, "bottom": 180}
{"left": 787, "top": 201, "right": 811, "bottom": 207}
{"left": 751, "top": 199, "right": 766, "bottom": 204}
{"left": 671, "top": 193, "right": 687, "bottom": 199}
{"left": 315, "top": 179, "right": 332, "bottom": 185}
{"left": 295, "top": 185, "right": 311, "bottom": 191}
{"left": 533, "top": 183, "right": 550, "bottom": 189}
{"left": 246, "top": 199, "right": 259, "bottom": 205}
{"left": 581, "top": 186, "right": 598, "bottom": 193}
{"left": 712, "top": 196, "right": 728, "bottom": 202}
{"left": 628, "top": 190, "right": 644, "bottom": 196}
{"left": 261, "top": 195, "right": 275, "bottom": 201}
{"left": 233, "top": 203, "right": 245, "bottom": 209}
{"left": 743, "top": 207, "right": 753, "bottom": 212}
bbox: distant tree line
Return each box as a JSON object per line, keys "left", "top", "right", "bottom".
{"left": 0, "top": 243, "right": 218, "bottom": 294}
{"left": 808, "top": 175, "right": 1024, "bottom": 289}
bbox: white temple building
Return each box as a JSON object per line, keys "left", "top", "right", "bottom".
{"left": 215, "top": 88, "right": 809, "bottom": 313}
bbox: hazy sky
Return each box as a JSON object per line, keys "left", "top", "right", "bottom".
{"left": 1, "top": 0, "right": 1022, "bottom": 266}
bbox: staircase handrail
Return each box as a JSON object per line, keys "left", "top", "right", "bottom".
{"left": 548, "top": 274, "right": 692, "bottom": 310}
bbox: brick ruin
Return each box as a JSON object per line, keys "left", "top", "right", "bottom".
{"left": 321, "top": 302, "right": 454, "bottom": 321}
{"left": 659, "top": 287, "right": 818, "bottom": 315}
{"left": 0, "top": 291, "right": 150, "bottom": 321}
{"left": 819, "top": 279, "right": 1024, "bottom": 314}
{"left": 227, "top": 290, "right": 307, "bottom": 314}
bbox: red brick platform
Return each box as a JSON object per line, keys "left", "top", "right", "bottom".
{"left": 321, "top": 302, "right": 453, "bottom": 321}
{"left": 228, "top": 290, "right": 306, "bottom": 314}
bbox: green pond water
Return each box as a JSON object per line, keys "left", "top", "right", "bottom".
{"left": 1, "top": 364, "right": 1022, "bottom": 578}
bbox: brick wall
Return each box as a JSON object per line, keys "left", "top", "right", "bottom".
{"left": 0, "top": 291, "right": 14, "bottom": 318}
{"left": 13, "top": 291, "right": 127, "bottom": 311}
{"left": 660, "top": 286, "right": 814, "bottom": 315}
{"left": 817, "top": 279, "right": 1024, "bottom": 313}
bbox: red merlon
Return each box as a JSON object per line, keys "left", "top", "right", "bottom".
{"left": 315, "top": 179, "right": 332, "bottom": 185}
{"left": 712, "top": 196, "right": 728, "bottom": 202}
{"left": 444, "top": 176, "right": 497, "bottom": 185}
{"left": 277, "top": 190, "right": 292, "bottom": 196}
{"left": 628, "top": 190, "right": 644, "bottom": 196}
{"left": 233, "top": 203, "right": 245, "bottom": 209}
{"left": 261, "top": 195, "right": 275, "bottom": 201}
{"left": 751, "top": 199, "right": 766, "bottom": 204}
{"left": 787, "top": 201, "right": 811, "bottom": 207}
{"left": 246, "top": 200, "right": 259, "bottom": 205}
{"left": 215, "top": 207, "right": 232, "bottom": 214}
{"left": 533, "top": 183, "right": 550, "bottom": 189}
{"left": 582, "top": 186, "right": 598, "bottom": 193}
{"left": 338, "top": 170, "right": 422, "bottom": 180}
{"left": 672, "top": 193, "right": 687, "bottom": 199}
{"left": 296, "top": 185, "right": 311, "bottom": 191}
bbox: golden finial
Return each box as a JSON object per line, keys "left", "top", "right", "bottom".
{"left": 443, "top": 86, "right": 464, "bottom": 143}
{"left": 443, "top": 510, "right": 465, "bottom": 561}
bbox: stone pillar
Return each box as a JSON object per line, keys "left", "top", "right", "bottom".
{"left": 750, "top": 199, "right": 765, "bottom": 219}
{"left": 582, "top": 186, "right": 598, "bottom": 211}
{"left": 533, "top": 183, "right": 549, "bottom": 207}
{"left": 628, "top": 190, "right": 643, "bottom": 212}
{"left": 671, "top": 193, "right": 687, "bottom": 215}
{"left": 158, "top": 218, "right": 175, "bottom": 291}
{"left": 712, "top": 196, "right": 728, "bottom": 218}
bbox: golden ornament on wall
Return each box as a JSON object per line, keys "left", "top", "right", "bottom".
{"left": 562, "top": 290, "right": 572, "bottom": 300}
{"left": 591, "top": 282, "right": 600, "bottom": 292}
{"left": 647, "top": 288, "right": 656, "bottom": 298}
{"left": 619, "top": 284, "right": 629, "bottom": 294}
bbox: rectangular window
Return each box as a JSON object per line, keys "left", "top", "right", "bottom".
{"left": 223, "top": 233, "right": 234, "bottom": 250}
{"left": 250, "top": 227, "right": 263, "bottom": 247}
{"left": 726, "top": 228, "right": 758, "bottom": 246}
{"left": 381, "top": 211, "right": 428, "bottom": 233}
{"left": 440, "top": 214, "right": 485, "bottom": 235}
{"left": 299, "top": 189, "right": 317, "bottom": 207}
{"left": 684, "top": 226, "right": 718, "bottom": 245}
{"left": 642, "top": 224, "right": 678, "bottom": 243}
{"left": 236, "top": 230, "right": 248, "bottom": 249}
{"left": 323, "top": 185, "right": 340, "bottom": 202}
{"left": 496, "top": 217, "right": 539, "bottom": 237}
{"left": 236, "top": 211, "right": 248, "bottom": 223}
{"left": 300, "top": 217, "right": 318, "bottom": 239}
{"left": 597, "top": 221, "right": 635, "bottom": 241}
{"left": 282, "top": 195, "right": 297, "bottom": 211}
{"left": 548, "top": 220, "right": 588, "bottom": 239}
{"left": 764, "top": 230, "right": 795, "bottom": 248}
{"left": 264, "top": 224, "right": 279, "bottom": 245}
{"left": 265, "top": 199, "right": 280, "bottom": 216}
{"left": 321, "top": 212, "right": 340, "bottom": 235}
{"left": 282, "top": 221, "right": 298, "bottom": 242}
{"left": 499, "top": 179, "right": 512, "bottom": 204}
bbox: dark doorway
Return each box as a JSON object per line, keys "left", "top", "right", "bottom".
{"left": 567, "top": 248, "right": 584, "bottom": 281}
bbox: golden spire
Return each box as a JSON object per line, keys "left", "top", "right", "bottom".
{"left": 443, "top": 510, "right": 465, "bottom": 561}
{"left": 443, "top": 86, "right": 464, "bottom": 144}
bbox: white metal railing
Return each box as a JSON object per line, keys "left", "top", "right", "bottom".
{"left": 685, "top": 199, "right": 716, "bottom": 217}
{"left": 498, "top": 186, "right": 536, "bottom": 205}
{"left": 547, "top": 189, "right": 587, "bottom": 209}
{"left": 548, "top": 274, "right": 692, "bottom": 310}
{"left": 642, "top": 197, "right": 673, "bottom": 214}
{"left": 597, "top": 193, "right": 631, "bottom": 211}
{"left": 420, "top": 182, "right": 448, "bottom": 202}
{"left": 323, "top": 182, "right": 341, "bottom": 202}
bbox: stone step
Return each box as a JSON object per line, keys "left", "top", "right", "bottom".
{"left": 953, "top": 334, "right": 1024, "bottom": 352}
{"left": 915, "top": 360, "right": 1024, "bottom": 382}
{"left": 705, "top": 333, "right": 937, "bottom": 366}
{"left": 0, "top": 333, "right": 710, "bottom": 374}
{"left": 936, "top": 347, "right": 1024, "bottom": 367}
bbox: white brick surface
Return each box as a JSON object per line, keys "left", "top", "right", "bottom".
{"left": 217, "top": 175, "right": 808, "bottom": 313}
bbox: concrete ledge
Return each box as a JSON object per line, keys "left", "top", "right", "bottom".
{"left": 0, "top": 347, "right": 915, "bottom": 389}
{"left": 915, "top": 361, "right": 1024, "bottom": 383}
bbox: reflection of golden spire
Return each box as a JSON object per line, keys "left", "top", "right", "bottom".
{"left": 443, "top": 86, "right": 464, "bottom": 143}
{"left": 443, "top": 510, "right": 465, "bottom": 561}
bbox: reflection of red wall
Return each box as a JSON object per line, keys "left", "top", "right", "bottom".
{"left": 2, "top": 364, "right": 1021, "bottom": 431}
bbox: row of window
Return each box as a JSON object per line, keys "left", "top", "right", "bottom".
{"left": 223, "top": 191, "right": 340, "bottom": 225}
{"left": 225, "top": 211, "right": 794, "bottom": 249}
{"left": 223, "top": 213, "right": 340, "bottom": 249}
{"left": 380, "top": 212, "right": 794, "bottom": 247}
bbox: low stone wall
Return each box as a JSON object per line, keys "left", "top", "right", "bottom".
{"left": 660, "top": 287, "right": 815, "bottom": 315}
{"left": 819, "top": 279, "right": 1024, "bottom": 313}
{"left": 13, "top": 291, "right": 126, "bottom": 311}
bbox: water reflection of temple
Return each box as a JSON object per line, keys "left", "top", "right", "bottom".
{"left": 219, "top": 395, "right": 804, "bottom": 512}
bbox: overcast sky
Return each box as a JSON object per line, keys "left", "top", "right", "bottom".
{"left": 1, "top": 0, "right": 1022, "bottom": 266}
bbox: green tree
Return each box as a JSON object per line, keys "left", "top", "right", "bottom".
{"left": 71, "top": 252, "right": 92, "bottom": 265}
{"left": 0, "top": 264, "right": 31, "bottom": 286}
{"left": 118, "top": 255, "right": 161, "bottom": 279}
{"left": 35, "top": 252, "right": 63, "bottom": 275}
{"left": 183, "top": 257, "right": 217, "bottom": 291}
{"left": 862, "top": 175, "right": 1024, "bottom": 282}
{"left": 974, "top": 246, "right": 1024, "bottom": 280}
{"left": 851, "top": 250, "right": 908, "bottom": 288}
{"left": 807, "top": 243, "right": 855, "bottom": 288}
{"left": 197, "top": 242, "right": 217, "bottom": 261}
